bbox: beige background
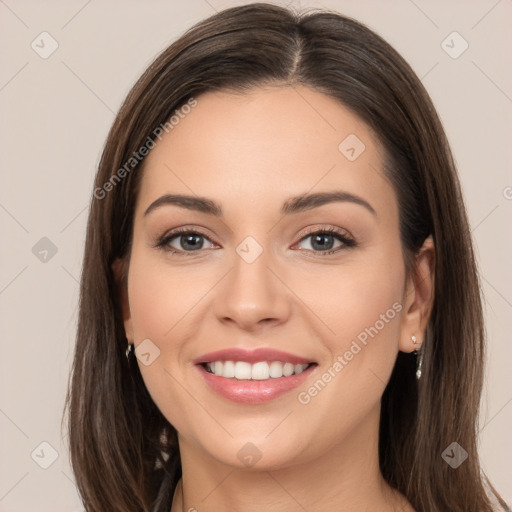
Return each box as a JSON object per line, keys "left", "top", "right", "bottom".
{"left": 0, "top": 1, "right": 510, "bottom": 510}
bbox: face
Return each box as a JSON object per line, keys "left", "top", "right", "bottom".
{"left": 118, "top": 85, "right": 430, "bottom": 471}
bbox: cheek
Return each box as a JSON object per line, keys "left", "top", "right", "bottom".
{"left": 294, "top": 244, "right": 405, "bottom": 402}
{"left": 342, "top": 267, "right": 404, "bottom": 346}
{"left": 125, "top": 246, "right": 205, "bottom": 431}
{"left": 288, "top": 256, "right": 405, "bottom": 457}
{"left": 125, "top": 242, "right": 232, "bottom": 390}
{"left": 298, "top": 248, "right": 405, "bottom": 355}
{"left": 127, "top": 246, "right": 209, "bottom": 344}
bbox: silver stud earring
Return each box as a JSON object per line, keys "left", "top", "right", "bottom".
{"left": 412, "top": 335, "right": 419, "bottom": 344}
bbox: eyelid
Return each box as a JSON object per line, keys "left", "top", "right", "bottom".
{"left": 297, "top": 224, "right": 353, "bottom": 240}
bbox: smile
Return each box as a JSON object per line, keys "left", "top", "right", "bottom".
{"left": 194, "top": 347, "right": 318, "bottom": 404}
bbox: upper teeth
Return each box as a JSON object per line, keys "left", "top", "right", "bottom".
{"left": 205, "top": 361, "right": 309, "bottom": 380}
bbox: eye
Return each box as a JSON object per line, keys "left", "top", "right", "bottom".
{"left": 154, "top": 226, "right": 355, "bottom": 257}
{"left": 294, "top": 227, "right": 355, "bottom": 256}
{"left": 155, "top": 228, "right": 217, "bottom": 256}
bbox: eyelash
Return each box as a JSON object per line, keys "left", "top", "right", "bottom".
{"left": 154, "top": 226, "right": 356, "bottom": 257}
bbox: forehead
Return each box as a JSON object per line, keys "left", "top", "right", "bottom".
{"left": 136, "top": 85, "right": 396, "bottom": 223}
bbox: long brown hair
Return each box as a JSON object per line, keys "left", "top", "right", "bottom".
{"left": 63, "top": 3, "right": 508, "bottom": 511}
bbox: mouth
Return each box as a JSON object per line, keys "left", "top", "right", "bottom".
{"left": 194, "top": 348, "right": 318, "bottom": 404}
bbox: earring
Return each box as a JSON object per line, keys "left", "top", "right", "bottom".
{"left": 415, "top": 347, "right": 423, "bottom": 380}
{"left": 126, "top": 343, "right": 134, "bottom": 359}
{"left": 412, "top": 335, "right": 423, "bottom": 380}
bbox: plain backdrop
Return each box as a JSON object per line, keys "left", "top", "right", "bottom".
{"left": 0, "top": 1, "right": 510, "bottom": 510}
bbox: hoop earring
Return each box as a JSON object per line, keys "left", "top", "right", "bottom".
{"left": 126, "top": 343, "right": 134, "bottom": 359}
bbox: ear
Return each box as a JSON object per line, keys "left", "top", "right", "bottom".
{"left": 399, "top": 235, "right": 435, "bottom": 353}
{"left": 112, "top": 258, "right": 134, "bottom": 344}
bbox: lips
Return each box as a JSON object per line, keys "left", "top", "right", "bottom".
{"left": 193, "top": 347, "right": 314, "bottom": 366}
{"left": 193, "top": 347, "right": 317, "bottom": 404}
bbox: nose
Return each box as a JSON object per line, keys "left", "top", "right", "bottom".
{"left": 213, "top": 245, "right": 291, "bottom": 332}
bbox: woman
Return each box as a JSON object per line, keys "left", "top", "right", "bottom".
{"left": 64, "top": 3, "right": 508, "bottom": 511}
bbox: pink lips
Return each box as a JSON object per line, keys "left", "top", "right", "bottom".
{"left": 194, "top": 347, "right": 317, "bottom": 404}
{"left": 193, "top": 347, "right": 313, "bottom": 365}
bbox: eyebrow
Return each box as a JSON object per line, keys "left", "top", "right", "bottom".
{"left": 143, "top": 190, "right": 376, "bottom": 217}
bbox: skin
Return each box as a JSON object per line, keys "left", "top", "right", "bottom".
{"left": 115, "top": 85, "right": 434, "bottom": 512}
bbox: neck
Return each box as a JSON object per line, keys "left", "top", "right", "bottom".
{"left": 170, "top": 404, "right": 412, "bottom": 512}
